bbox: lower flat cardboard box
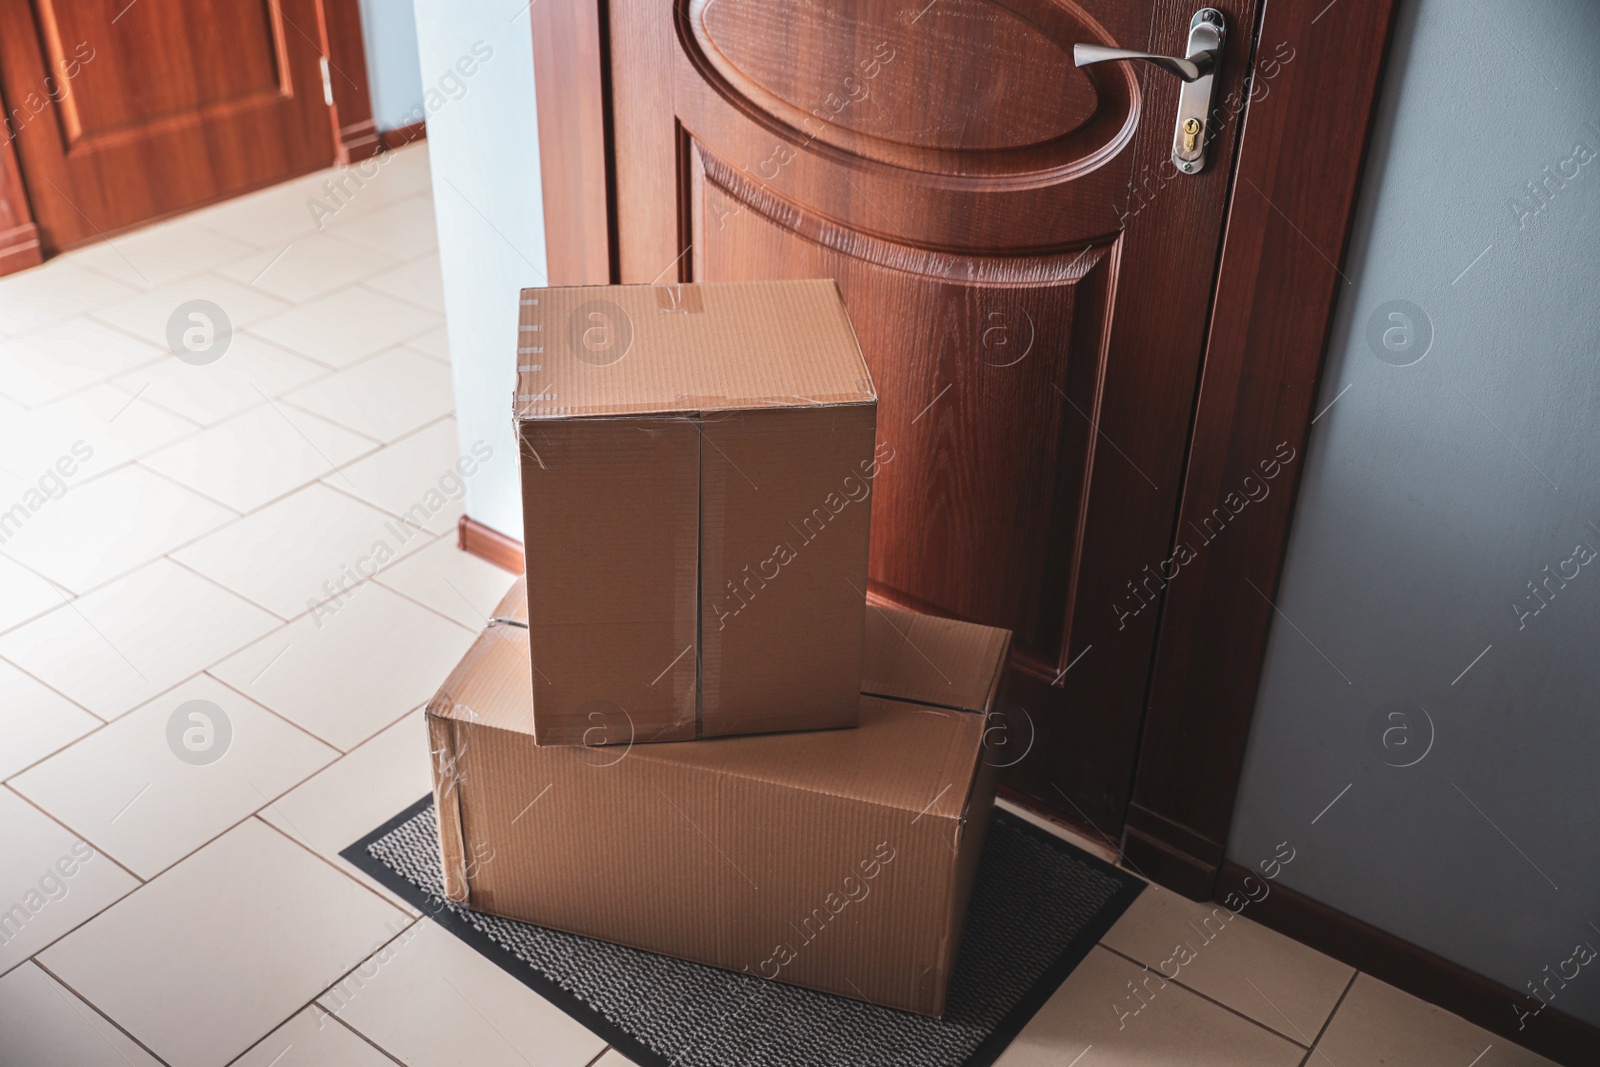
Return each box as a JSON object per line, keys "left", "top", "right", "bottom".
{"left": 428, "top": 581, "right": 1011, "bottom": 1017}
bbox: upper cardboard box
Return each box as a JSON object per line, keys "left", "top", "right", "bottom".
{"left": 514, "top": 279, "right": 876, "bottom": 420}
{"left": 513, "top": 280, "right": 881, "bottom": 745}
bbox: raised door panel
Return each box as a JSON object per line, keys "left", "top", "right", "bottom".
{"left": 0, "top": 0, "right": 335, "bottom": 250}
{"left": 693, "top": 147, "right": 1115, "bottom": 668}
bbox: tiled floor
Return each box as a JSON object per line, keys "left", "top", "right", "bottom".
{"left": 0, "top": 145, "right": 1555, "bottom": 1066}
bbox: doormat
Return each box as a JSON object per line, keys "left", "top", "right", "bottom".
{"left": 343, "top": 798, "right": 1142, "bottom": 1067}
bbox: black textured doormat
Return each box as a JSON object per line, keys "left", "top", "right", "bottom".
{"left": 343, "top": 798, "right": 1142, "bottom": 1067}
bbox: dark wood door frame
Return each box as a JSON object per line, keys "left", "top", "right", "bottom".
{"left": 529, "top": 0, "right": 1404, "bottom": 898}
{"left": 1120, "top": 0, "right": 1402, "bottom": 897}
{"left": 317, "top": 0, "right": 383, "bottom": 164}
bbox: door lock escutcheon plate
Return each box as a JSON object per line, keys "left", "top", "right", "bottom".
{"left": 1073, "top": 7, "right": 1227, "bottom": 175}
{"left": 1170, "top": 9, "right": 1225, "bottom": 173}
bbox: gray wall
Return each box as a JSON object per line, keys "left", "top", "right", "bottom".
{"left": 1227, "top": 0, "right": 1600, "bottom": 1031}
{"left": 412, "top": 0, "right": 546, "bottom": 539}
{"left": 357, "top": 0, "right": 424, "bottom": 132}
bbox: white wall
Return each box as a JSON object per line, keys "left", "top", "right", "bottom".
{"left": 1228, "top": 0, "right": 1600, "bottom": 1029}
{"left": 411, "top": 1, "right": 547, "bottom": 539}
{"left": 357, "top": 0, "right": 424, "bottom": 132}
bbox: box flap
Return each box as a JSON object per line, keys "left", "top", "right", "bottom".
{"left": 429, "top": 622, "right": 983, "bottom": 821}
{"left": 861, "top": 604, "right": 1011, "bottom": 715}
{"left": 489, "top": 577, "right": 528, "bottom": 625}
{"left": 427, "top": 623, "right": 535, "bottom": 733}
{"left": 514, "top": 280, "right": 876, "bottom": 419}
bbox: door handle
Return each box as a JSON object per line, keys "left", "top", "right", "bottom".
{"left": 1073, "top": 8, "right": 1226, "bottom": 174}
{"left": 1071, "top": 46, "right": 1211, "bottom": 83}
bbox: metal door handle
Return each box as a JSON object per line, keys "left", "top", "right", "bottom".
{"left": 1073, "top": 8, "right": 1226, "bottom": 174}
{"left": 1072, "top": 46, "right": 1212, "bottom": 83}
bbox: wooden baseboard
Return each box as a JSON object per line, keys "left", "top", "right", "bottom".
{"left": 458, "top": 515, "right": 523, "bottom": 574}
{"left": 1118, "top": 803, "right": 1224, "bottom": 900}
{"left": 336, "top": 120, "right": 384, "bottom": 165}
{"left": 997, "top": 786, "right": 1119, "bottom": 857}
{"left": 1214, "top": 863, "right": 1598, "bottom": 1066}
{"left": 380, "top": 120, "right": 426, "bottom": 150}
{"left": 0, "top": 221, "right": 43, "bottom": 276}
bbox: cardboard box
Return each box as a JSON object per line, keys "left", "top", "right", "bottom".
{"left": 515, "top": 280, "right": 879, "bottom": 745}
{"left": 428, "top": 579, "right": 1011, "bottom": 1016}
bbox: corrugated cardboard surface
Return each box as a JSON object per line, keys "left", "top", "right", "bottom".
{"left": 428, "top": 589, "right": 1012, "bottom": 1016}
{"left": 699, "top": 405, "right": 874, "bottom": 737}
{"left": 515, "top": 280, "right": 878, "bottom": 744}
{"left": 521, "top": 416, "right": 700, "bottom": 744}
{"left": 514, "top": 280, "right": 875, "bottom": 419}
{"left": 861, "top": 605, "right": 1011, "bottom": 715}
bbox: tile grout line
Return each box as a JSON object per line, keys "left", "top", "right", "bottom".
{"left": 1095, "top": 942, "right": 1317, "bottom": 1050}
{"left": 3, "top": 781, "right": 145, "bottom": 885}
{"left": 201, "top": 669, "right": 350, "bottom": 755}
{"left": 251, "top": 814, "right": 420, "bottom": 922}
{"left": 367, "top": 571, "right": 486, "bottom": 637}
{"left": 161, "top": 554, "right": 292, "bottom": 624}
{"left": 232, "top": 912, "right": 427, "bottom": 1056}
{"left": 1296, "top": 970, "right": 1358, "bottom": 1067}
{"left": 0, "top": 649, "right": 104, "bottom": 723}
{"left": 130, "top": 459, "right": 248, "bottom": 516}
{"left": 237, "top": 700, "right": 424, "bottom": 803}
{"left": 28, "top": 959, "right": 175, "bottom": 1067}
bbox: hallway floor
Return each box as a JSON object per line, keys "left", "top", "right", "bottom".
{"left": 0, "top": 144, "right": 1555, "bottom": 1067}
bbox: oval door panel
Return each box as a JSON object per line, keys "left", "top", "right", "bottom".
{"left": 684, "top": 0, "right": 1139, "bottom": 179}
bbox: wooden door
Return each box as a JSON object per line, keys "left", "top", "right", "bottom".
{"left": 0, "top": 0, "right": 336, "bottom": 253}
{"left": 600, "top": 0, "right": 1258, "bottom": 837}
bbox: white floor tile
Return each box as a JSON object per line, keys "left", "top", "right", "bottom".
{"left": 0, "top": 556, "right": 66, "bottom": 636}
{"left": 338, "top": 142, "right": 433, "bottom": 205}
{"left": 364, "top": 254, "right": 444, "bottom": 313}
{"left": 376, "top": 537, "right": 515, "bottom": 630}
{"left": 0, "top": 559, "right": 279, "bottom": 720}
{"left": 40, "top": 818, "right": 406, "bottom": 1067}
{"left": 1314, "top": 974, "right": 1556, "bottom": 1067}
{"left": 0, "top": 260, "right": 137, "bottom": 338}
{"left": 233, "top": 1005, "right": 400, "bottom": 1067}
{"left": 89, "top": 273, "right": 293, "bottom": 345}
{"left": 325, "top": 920, "right": 606, "bottom": 1067}
{"left": 1101, "top": 882, "right": 1355, "bottom": 1043}
{"left": 282, "top": 346, "right": 454, "bottom": 443}
{"left": 0, "top": 963, "right": 162, "bottom": 1067}
{"left": 259, "top": 710, "right": 432, "bottom": 914}
{"left": 248, "top": 286, "right": 440, "bottom": 369}
{"left": 12, "top": 674, "right": 336, "bottom": 879}
{"left": 211, "top": 583, "right": 473, "bottom": 751}
{"left": 592, "top": 1052, "right": 639, "bottom": 1067}
{"left": 0, "top": 318, "right": 166, "bottom": 408}
{"left": 993, "top": 946, "right": 1303, "bottom": 1067}
{"left": 175, "top": 483, "right": 427, "bottom": 618}
{"left": 0, "top": 464, "right": 232, "bottom": 594}
{"left": 107, "top": 332, "right": 328, "bottom": 426}
{"left": 0, "top": 660, "right": 99, "bottom": 781}
{"left": 142, "top": 402, "right": 379, "bottom": 513}
{"left": 327, "top": 195, "right": 439, "bottom": 261}
{"left": 217, "top": 231, "right": 400, "bottom": 305}
{"left": 184, "top": 175, "right": 347, "bottom": 249}
{"left": 74, "top": 219, "right": 257, "bottom": 290}
{"left": 0, "top": 382, "right": 200, "bottom": 482}
{"left": 332, "top": 419, "right": 473, "bottom": 536}
{"left": 0, "top": 788, "right": 137, "bottom": 975}
{"left": 407, "top": 326, "right": 449, "bottom": 363}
